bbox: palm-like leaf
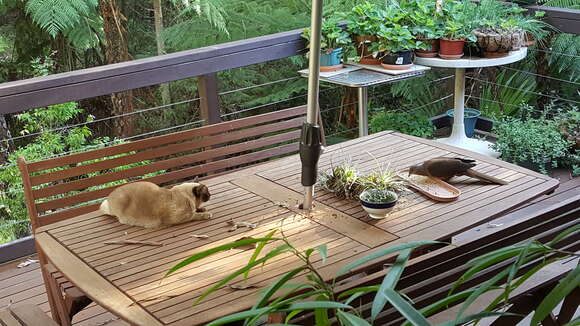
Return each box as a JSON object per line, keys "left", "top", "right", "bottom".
{"left": 25, "top": 0, "right": 97, "bottom": 37}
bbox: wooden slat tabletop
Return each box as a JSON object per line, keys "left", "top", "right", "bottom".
{"left": 35, "top": 131, "right": 559, "bottom": 325}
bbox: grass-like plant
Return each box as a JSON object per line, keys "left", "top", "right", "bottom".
{"left": 166, "top": 225, "right": 580, "bottom": 326}
{"left": 317, "top": 158, "right": 408, "bottom": 200}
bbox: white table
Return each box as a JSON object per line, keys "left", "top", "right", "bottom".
{"left": 415, "top": 48, "right": 527, "bottom": 157}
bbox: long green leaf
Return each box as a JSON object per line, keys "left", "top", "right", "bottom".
{"left": 450, "top": 246, "right": 544, "bottom": 294}
{"left": 531, "top": 266, "right": 580, "bottom": 325}
{"left": 254, "top": 267, "right": 306, "bottom": 309}
{"left": 316, "top": 244, "right": 328, "bottom": 264}
{"left": 372, "top": 248, "right": 413, "bottom": 321}
{"left": 338, "top": 286, "right": 380, "bottom": 300}
{"left": 547, "top": 224, "right": 580, "bottom": 246}
{"left": 337, "top": 241, "right": 444, "bottom": 277}
{"left": 206, "top": 307, "right": 272, "bottom": 326}
{"left": 485, "top": 257, "right": 560, "bottom": 313}
{"left": 505, "top": 240, "right": 535, "bottom": 300}
{"left": 380, "top": 288, "right": 430, "bottom": 326}
{"left": 314, "top": 294, "right": 330, "bottom": 326}
{"left": 245, "top": 229, "right": 278, "bottom": 279}
{"left": 285, "top": 310, "right": 304, "bottom": 324}
{"left": 279, "top": 301, "right": 353, "bottom": 311}
{"left": 437, "top": 311, "right": 518, "bottom": 326}
{"left": 401, "top": 289, "right": 478, "bottom": 326}
{"left": 454, "top": 268, "right": 510, "bottom": 324}
{"left": 337, "top": 310, "right": 372, "bottom": 326}
{"left": 166, "top": 236, "right": 280, "bottom": 276}
{"left": 194, "top": 244, "right": 291, "bottom": 305}
{"left": 272, "top": 290, "right": 328, "bottom": 307}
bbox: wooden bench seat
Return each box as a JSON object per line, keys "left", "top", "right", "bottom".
{"left": 0, "top": 304, "right": 59, "bottom": 326}
{"left": 18, "top": 106, "right": 310, "bottom": 325}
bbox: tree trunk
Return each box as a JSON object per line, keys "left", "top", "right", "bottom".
{"left": 153, "top": 0, "right": 171, "bottom": 105}
{"left": 99, "top": 0, "right": 134, "bottom": 138}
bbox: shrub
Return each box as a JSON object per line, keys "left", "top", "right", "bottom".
{"left": 369, "top": 111, "right": 435, "bottom": 138}
{"left": 491, "top": 116, "right": 571, "bottom": 174}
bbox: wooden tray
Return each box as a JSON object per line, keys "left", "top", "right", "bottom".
{"left": 398, "top": 172, "right": 461, "bottom": 202}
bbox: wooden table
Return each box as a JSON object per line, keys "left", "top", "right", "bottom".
{"left": 35, "top": 131, "right": 559, "bottom": 326}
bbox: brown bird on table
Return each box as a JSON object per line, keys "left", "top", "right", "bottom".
{"left": 408, "top": 157, "right": 509, "bottom": 185}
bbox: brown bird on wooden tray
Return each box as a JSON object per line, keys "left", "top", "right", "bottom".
{"left": 408, "top": 157, "right": 509, "bottom": 185}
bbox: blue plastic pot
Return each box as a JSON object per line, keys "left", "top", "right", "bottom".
{"left": 320, "top": 48, "right": 343, "bottom": 67}
{"left": 446, "top": 108, "right": 481, "bottom": 138}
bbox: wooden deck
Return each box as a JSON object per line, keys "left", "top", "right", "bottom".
{"left": 0, "top": 135, "right": 577, "bottom": 325}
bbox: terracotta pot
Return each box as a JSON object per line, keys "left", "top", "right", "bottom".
{"left": 355, "top": 35, "right": 380, "bottom": 65}
{"left": 474, "top": 29, "right": 523, "bottom": 58}
{"left": 381, "top": 50, "right": 414, "bottom": 70}
{"left": 416, "top": 38, "right": 440, "bottom": 58}
{"left": 439, "top": 39, "right": 465, "bottom": 60}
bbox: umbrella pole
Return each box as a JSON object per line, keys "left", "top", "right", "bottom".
{"left": 301, "top": 0, "right": 324, "bottom": 210}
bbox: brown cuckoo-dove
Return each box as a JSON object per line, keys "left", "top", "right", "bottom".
{"left": 408, "top": 157, "right": 508, "bottom": 185}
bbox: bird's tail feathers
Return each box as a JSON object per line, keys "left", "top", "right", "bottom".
{"left": 466, "top": 169, "right": 509, "bottom": 185}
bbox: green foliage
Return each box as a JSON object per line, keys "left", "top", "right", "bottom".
{"left": 302, "top": 16, "right": 351, "bottom": 53}
{"left": 318, "top": 159, "right": 365, "bottom": 200}
{"left": 25, "top": 0, "right": 98, "bottom": 37}
{"left": 167, "top": 224, "right": 579, "bottom": 325}
{"left": 371, "top": 23, "right": 423, "bottom": 53}
{"left": 0, "top": 102, "right": 101, "bottom": 242}
{"left": 491, "top": 110, "right": 572, "bottom": 174}
{"left": 344, "top": 2, "right": 384, "bottom": 37}
{"left": 359, "top": 188, "right": 397, "bottom": 204}
{"left": 318, "top": 157, "right": 408, "bottom": 200}
{"left": 441, "top": 0, "right": 477, "bottom": 41}
{"left": 369, "top": 111, "right": 435, "bottom": 138}
{"left": 407, "top": 0, "right": 444, "bottom": 40}
{"left": 477, "top": 70, "right": 538, "bottom": 120}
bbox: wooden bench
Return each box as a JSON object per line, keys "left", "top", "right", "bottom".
{"left": 297, "top": 195, "right": 580, "bottom": 325}
{"left": 0, "top": 304, "right": 59, "bottom": 326}
{"left": 18, "top": 105, "right": 310, "bottom": 325}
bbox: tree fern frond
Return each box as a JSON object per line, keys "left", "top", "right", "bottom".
{"left": 548, "top": 33, "right": 580, "bottom": 81}
{"left": 540, "top": 0, "right": 580, "bottom": 9}
{"left": 25, "top": 0, "right": 97, "bottom": 37}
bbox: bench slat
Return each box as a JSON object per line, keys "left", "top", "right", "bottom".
{"left": 27, "top": 105, "right": 306, "bottom": 172}
{"left": 30, "top": 116, "right": 304, "bottom": 186}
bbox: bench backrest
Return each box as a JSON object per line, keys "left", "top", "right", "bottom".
{"left": 19, "top": 105, "right": 307, "bottom": 230}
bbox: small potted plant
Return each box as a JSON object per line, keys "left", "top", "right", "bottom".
{"left": 409, "top": 0, "right": 443, "bottom": 58}
{"left": 446, "top": 108, "right": 481, "bottom": 137}
{"left": 360, "top": 189, "right": 398, "bottom": 219}
{"left": 491, "top": 115, "right": 572, "bottom": 174}
{"left": 439, "top": 2, "right": 476, "bottom": 59}
{"left": 346, "top": 2, "right": 383, "bottom": 65}
{"left": 473, "top": 18, "right": 524, "bottom": 58}
{"left": 371, "top": 24, "right": 423, "bottom": 70}
{"left": 302, "top": 17, "right": 351, "bottom": 72}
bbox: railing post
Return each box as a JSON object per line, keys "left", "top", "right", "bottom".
{"left": 198, "top": 73, "right": 222, "bottom": 125}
